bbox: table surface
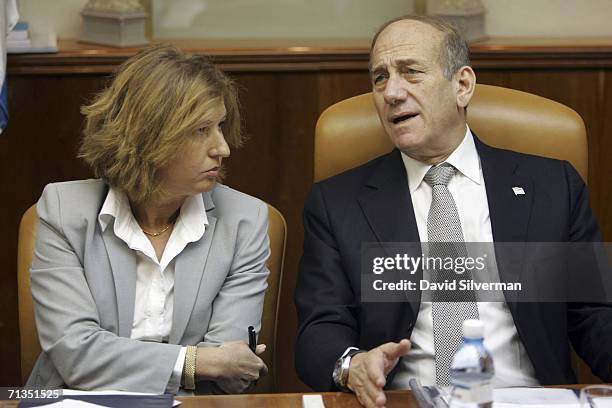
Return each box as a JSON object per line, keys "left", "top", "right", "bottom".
{"left": 173, "top": 386, "right": 589, "bottom": 407}
{"left": 176, "top": 391, "right": 419, "bottom": 408}
{"left": 0, "top": 391, "right": 415, "bottom": 408}
{"left": 0, "top": 386, "right": 589, "bottom": 408}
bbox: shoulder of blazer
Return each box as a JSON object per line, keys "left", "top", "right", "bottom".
{"left": 37, "top": 179, "right": 108, "bottom": 228}
{"left": 209, "top": 183, "right": 268, "bottom": 217}
{"left": 312, "top": 149, "right": 405, "bottom": 213}
{"left": 318, "top": 150, "right": 397, "bottom": 187}
{"left": 474, "top": 134, "right": 571, "bottom": 178}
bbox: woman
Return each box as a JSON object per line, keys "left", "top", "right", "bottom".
{"left": 26, "top": 45, "right": 270, "bottom": 394}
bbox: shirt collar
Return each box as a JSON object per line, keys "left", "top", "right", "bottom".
{"left": 400, "top": 126, "right": 481, "bottom": 193}
{"left": 175, "top": 193, "right": 208, "bottom": 243}
{"left": 98, "top": 187, "right": 131, "bottom": 233}
{"left": 98, "top": 187, "right": 209, "bottom": 244}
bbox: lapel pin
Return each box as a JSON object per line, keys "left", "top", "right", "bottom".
{"left": 512, "top": 187, "right": 525, "bottom": 196}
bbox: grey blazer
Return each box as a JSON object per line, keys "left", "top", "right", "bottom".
{"left": 25, "top": 179, "right": 270, "bottom": 393}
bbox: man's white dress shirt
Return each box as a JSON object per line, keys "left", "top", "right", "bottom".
{"left": 98, "top": 188, "right": 208, "bottom": 393}
{"left": 390, "top": 127, "right": 539, "bottom": 388}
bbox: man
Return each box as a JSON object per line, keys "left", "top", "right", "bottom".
{"left": 295, "top": 15, "right": 612, "bottom": 408}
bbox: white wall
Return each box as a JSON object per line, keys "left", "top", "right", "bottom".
{"left": 152, "top": 0, "right": 413, "bottom": 39}
{"left": 481, "top": 0, "right": 612, "bottom": 37}
{"left": 15, "top": 0, "right": 612, "bottom": 40}
{"left": 17, "top": 0, "right": 88, "bottom": 37}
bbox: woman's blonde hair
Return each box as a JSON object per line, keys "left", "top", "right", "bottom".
{"left": 79, "top": 44, "right": 242, "bottom": 203}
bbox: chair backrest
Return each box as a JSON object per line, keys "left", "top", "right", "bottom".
{"left": 314, "top": 83, "right": 600, "bottom": 383}
{"left": 315, "top": 84, "right": 587, "bottom": 183}
{"left": 17, "top": 205, "right": 39, "bottom": 385}
{"left": 254, "top": 204, "right": 287, "bottom": 392}
{"left": 17, "top": 202, "right": 287, "bottom": 392}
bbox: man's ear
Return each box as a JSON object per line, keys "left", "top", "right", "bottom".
{"left": 454, "top": 66, "right": 476, "bottom": 109}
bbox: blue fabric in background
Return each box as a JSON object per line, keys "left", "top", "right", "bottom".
{"left": 0, "top": 80, "right": 8, "bottom": 132}
{"left": 0, "top": 0, "right": 19, "bottom": 135}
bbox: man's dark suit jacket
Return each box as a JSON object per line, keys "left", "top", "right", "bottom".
{"left": 295, "top": 136, "right": 612, "bottom": 391}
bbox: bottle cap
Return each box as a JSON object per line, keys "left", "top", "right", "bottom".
{"left": 462, "top": 319, "right": 484, "bottom": 339}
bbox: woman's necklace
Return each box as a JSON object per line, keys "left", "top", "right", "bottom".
{"left": 140, "top": 211, "right": 179, "bottom": 237}
{"left": 141, "top": 223, "right": 172, "bottom": 237}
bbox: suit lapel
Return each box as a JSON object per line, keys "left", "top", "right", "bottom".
{"left": 476, "top": 136, "right": 533, "bottom": 314}
{"left": 357, "top": 149, "right": 421, "bottom": 244}
{"left": 357, "top": 150, "right": 422, "bottom": 334}
{"left": 170, "top": 192, "right": 217, "bottom": 344}
{"left": 102, "top": 228, "right": 137, "bottom": 338}
{"left": 477, "top": 138, "right": 534, "bottom": 244}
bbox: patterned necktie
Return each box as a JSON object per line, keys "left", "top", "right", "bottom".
{"left": 423, "top": 163, "right": 479, "bottom": 386}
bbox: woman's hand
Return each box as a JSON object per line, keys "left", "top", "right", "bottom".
{"left": 196, "top": 342, "right": 268, "bottom": 393}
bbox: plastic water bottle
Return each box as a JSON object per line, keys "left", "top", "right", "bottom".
{"left": 449, "top": 319, "right": 495, "bottom": 408}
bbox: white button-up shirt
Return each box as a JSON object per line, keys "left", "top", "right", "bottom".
{"left": 391, "top": 127, "right": 539, "bottom": 388}
{"left": 98, "top": 188, "right": 208, "bottom": 392}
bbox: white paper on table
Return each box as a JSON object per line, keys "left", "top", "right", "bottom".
{"left": 588, "top": 398, "right": 612, "bottom": 408}
{"left": 62, "top": 389, "right": 181, "bottom": 407}
{"left": 302, "top": 394, "right": 326, "bottom": 408}
{"left": 493, "top": 387, "right": 580, "bottom": 407}
{"left": 28, "top": 399, "right": 108, "bottom": 407}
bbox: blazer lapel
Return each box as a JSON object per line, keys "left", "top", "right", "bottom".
{"left": 102, "top": 228, "right": 137, "bottom": 338}
{"left": 357, "top": 149, "right": 422, "bottom": 335}
{"left": 476, "top": 136, "right": 534, "bottom": 312}
{"left": 477, "top": 139, "right": 533, "bottom": 244}
{"left": 357, "top": 149, "right": 421, "bottom": 244}
{"left": 170, "top": 192, "right": 217, "bottom": 344}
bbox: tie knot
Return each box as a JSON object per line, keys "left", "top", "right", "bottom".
{"left": 424, "top": 164, "right": 457, "bottom": 187}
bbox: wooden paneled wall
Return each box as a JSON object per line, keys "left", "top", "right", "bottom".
{"left": 1, "top": 39, "right": 610, "bottom": 390}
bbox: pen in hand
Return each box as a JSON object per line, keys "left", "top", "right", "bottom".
{"left": 248, "top": 325, "right": 267, "bottom": 384}
{"left": 248, "top": 326, "right": 257, "bottom": 353}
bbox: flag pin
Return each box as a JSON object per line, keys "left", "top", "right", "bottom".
{"left": 512, "top": 187, "right": 525, "bottom": 196}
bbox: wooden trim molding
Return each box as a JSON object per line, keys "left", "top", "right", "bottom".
{"left": 471, "top": 37, "right": 612, "bottom": 69}
{"left": 8, "top": 37, "right": 612, "bottom": 75}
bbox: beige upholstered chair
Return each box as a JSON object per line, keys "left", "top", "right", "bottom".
{"left": 17, "top": 205, "right": 39, "bottom": 386}
{"left": 18, "top": 202, "right": 287, "bottom": 392}
{"left": 314, "top": 84, "right": 599, "bottom": 383}
{"left": 315, "top": 84, "right": 587, "bottom": 183}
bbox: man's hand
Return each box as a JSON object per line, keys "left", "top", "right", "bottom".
{"left": 347, "top": 339, "right": 411, "bottom": 408}
{"left": 196, "top": 342, "right": 268, "bottom": 393}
